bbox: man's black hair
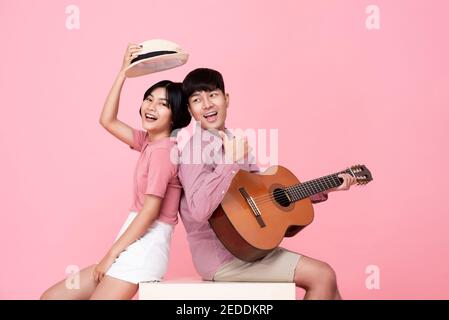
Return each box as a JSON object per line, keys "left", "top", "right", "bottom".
{"left": 182, "top": 68, "right": 225, "bottom": 100}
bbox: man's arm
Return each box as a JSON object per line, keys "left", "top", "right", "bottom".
{"left": 179, "top": 132, "right": 253, "bottom": 223}
{"left": 179, "top": 162, "right": 240, "bottom": 223}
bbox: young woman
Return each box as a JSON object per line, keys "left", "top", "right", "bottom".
{"left": 41, "top": 43, "right": 191, "bottom": 300}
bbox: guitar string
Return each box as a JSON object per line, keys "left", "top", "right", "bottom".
{"left": 252, "top": 184, "right": 331, "bottom": 205}
{"left": 251, "top": 170, "right": 358, "bottom": 203}
{"left": 238, "top": 170, "right": 367, "bottom": 210}
{"left": 250, "top": 173, "right": 343, "bottom": 202}
{"left": 250, "top": 174, "right": 344, "bottom": 205}
{"left": 257, "top": 199, "right": 289, "bottom": 207}
{"left": 253, "top": 180, "right": 355, "bottom": 206}
{"left": 253, "top": 183, "right": 340, "bottom": 206}
{"left": 254, "top": 179, "right": 363, "bottom": 206}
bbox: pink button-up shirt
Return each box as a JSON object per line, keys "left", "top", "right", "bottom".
{"left": 129, "top": 128, "right": 182, "bottom": 225}
{"left": 178, "top": 128, "right": 328, "bottom": 280}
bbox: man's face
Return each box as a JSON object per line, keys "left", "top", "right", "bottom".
{"left": 188, "top": 89, "right": 229, "bottom": 131}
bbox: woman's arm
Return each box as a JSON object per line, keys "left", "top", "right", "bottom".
{"left": 99, "top": 43, "right": 142, "bottom": 148}
{"left": 93, "top": 194, "right": 161, "bottom": 282}
{"left": 110, "top": 195, "right": 161, "bottom": 255}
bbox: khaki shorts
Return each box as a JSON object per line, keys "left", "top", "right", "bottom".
{"left": 212, "top": 247, "right": 301, "bottom": 282}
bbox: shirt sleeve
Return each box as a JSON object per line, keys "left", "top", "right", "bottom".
{"left": 145, "top": 147, "right": 177, "bottom": 198}
{"left": 179, "top": 162, "right": 241, "bottom": 223}
{"left": 310, "top": 192, "right": 329, "bottom": 204}
{"left": 129, "top": 128, "right": 147, "bottom": 152}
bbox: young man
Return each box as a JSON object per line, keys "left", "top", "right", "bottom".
{"left": 178, "top": 68, "right": 356, "bottom": 300}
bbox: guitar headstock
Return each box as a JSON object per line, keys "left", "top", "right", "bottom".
{"left": 348, "top": 164, "right": 373, "bottom": 185}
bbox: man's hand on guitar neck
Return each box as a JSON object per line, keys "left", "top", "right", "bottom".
{"left": 326, "top": 173, "right": 357, "bottom": 194}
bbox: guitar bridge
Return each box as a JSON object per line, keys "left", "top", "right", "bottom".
{"left": 239, "top": 187, "right": 266, "bottom": 228}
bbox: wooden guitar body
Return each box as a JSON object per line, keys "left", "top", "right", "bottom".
{"left": 209, "top": 165, "right": 314, "bottom": 262}
{"left": 209, "top": 164, "right": 372, "bottom": 262}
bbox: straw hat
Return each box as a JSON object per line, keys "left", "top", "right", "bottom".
{"left": 124, "top": 39, "right": 188, "bottom": 77}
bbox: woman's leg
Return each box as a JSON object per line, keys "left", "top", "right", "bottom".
{"left": 40, "top": 264, "right": 98, "bottom": 300}
{"left": 89, "top": 275, "right": 138, "bottom": 300}
{"left": 294, "top": 255, "right": 341, "bottom": 300}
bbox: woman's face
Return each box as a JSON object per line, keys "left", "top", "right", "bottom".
{"left": 140, "top": 87, "right": 173, "bottom": 135}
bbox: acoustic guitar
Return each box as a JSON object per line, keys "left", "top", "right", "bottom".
{"left": 209, "top": 164, "right": 373, "bottom": 262}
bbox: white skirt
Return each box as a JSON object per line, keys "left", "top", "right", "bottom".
{"left": 105, "top": 211, "right": 174, "bottom": 284}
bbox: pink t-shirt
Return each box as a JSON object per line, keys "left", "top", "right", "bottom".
{"left": 129, "top": 128, "right": 181, "bottom": 225}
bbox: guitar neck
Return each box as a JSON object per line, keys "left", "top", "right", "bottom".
{"left": 286, "top": 169, "right": 351, "bottom": 202}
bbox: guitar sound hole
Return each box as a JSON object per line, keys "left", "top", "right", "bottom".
{"left": 273, "top": 188, "right": 291, "bottom": 207}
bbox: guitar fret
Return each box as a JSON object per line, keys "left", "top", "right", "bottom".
{"left": 288, "top": 187, "right": 296, "bottom": 202}
{"left": 301, "top": 187, "right": 306, "bottom": 199}
{"left": 297, "top": 187, "right": 302, "bottom": 201}
{"left": 328, "top": 175, "right": 337, "bottom": 188}
{"left": 312, "top": 181, "right": 319, "bottom": 194}
{"left": 305, "top": 183, "right": 314, "bottom": 197}
{"left": 307, "top": 182, "right": 314, "bottom": 195}
{"left": 300, "top": 185, "right": 305, "bottom": 200}
{"left": 288, "top": 186, "right": 296, "bottom": 202}
{"left": 313, "top": 180, "right": 320, "bottom": 193}
{"left": 289, "top": 169, "right": 357, "bottom": 202}
{"left": 332, "top": 174, "right": 341, "bottom": 187}
{"left": 323, "top": 176, "right": 332, "bottom": 189}
{"left": 317, "top": 179, "right": 326, "bottom": 193}
{"left": 293, "top": 186, "right": 300, "bottom": 201}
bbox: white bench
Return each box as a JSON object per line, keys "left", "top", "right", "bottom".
{"left": 139, "top": 279, "right": 295, "bottom": 300}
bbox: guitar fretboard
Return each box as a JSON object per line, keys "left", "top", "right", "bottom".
{"left": 286, "top": 169, "right": 351, "bottom": 202}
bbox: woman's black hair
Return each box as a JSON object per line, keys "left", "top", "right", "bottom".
{"left": 182, "top": 68, "right": 225, "bottom": 101}
{"left": 139, "top": 80, "right": 191, "bottom": 131}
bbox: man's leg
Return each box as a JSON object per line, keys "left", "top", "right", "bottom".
{"left": 293, "top": 255, "right": 341, "bottom": 300}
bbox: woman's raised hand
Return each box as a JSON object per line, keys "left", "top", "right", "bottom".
{"left": 120, "top": 43, "right": 143, "bottom": 74}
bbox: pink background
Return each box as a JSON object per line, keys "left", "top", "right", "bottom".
{"left": 1, "top": 0, "right": 448, "bottom": 299}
